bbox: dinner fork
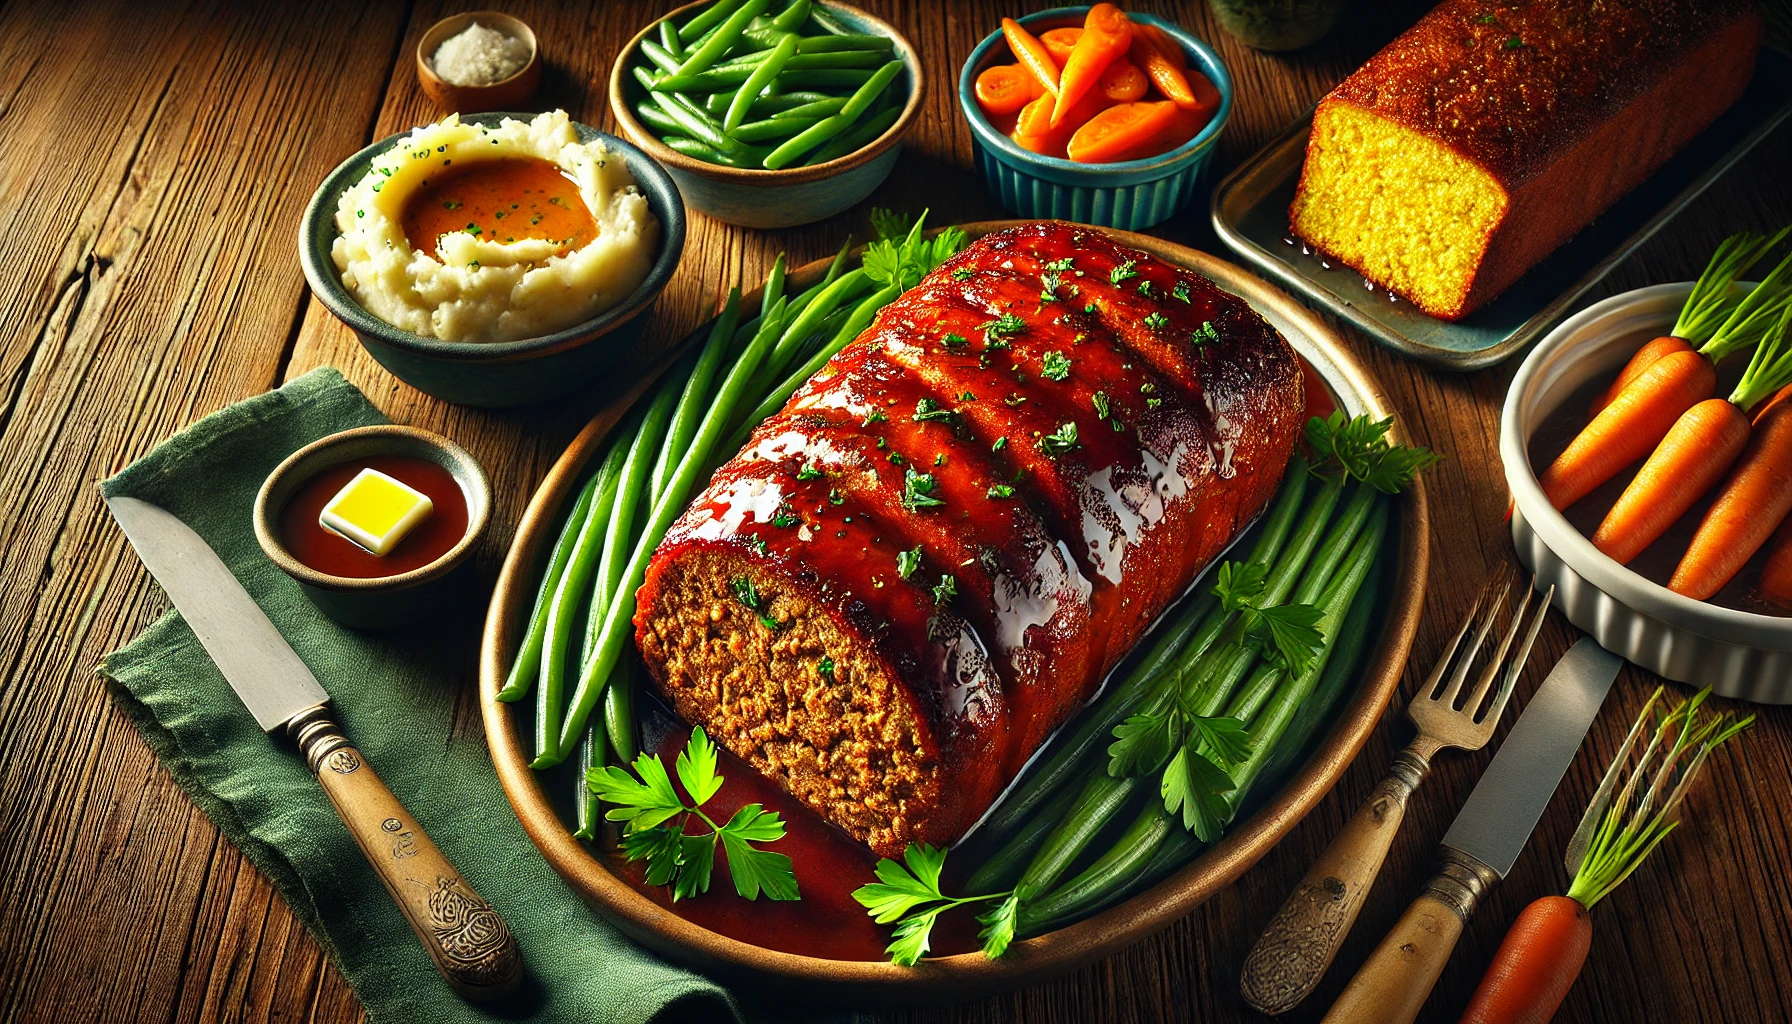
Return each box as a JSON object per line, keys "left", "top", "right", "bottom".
{"left": 1239, "top": 568, "right": 1552, "bottom": 1016}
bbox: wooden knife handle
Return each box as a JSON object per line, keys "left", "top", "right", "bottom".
{"left": 1319, "top": 848, "right": 1499, "bottom": 1024}
{"left": 288, "top": 706, "right": 522, "bottom": 1001}
{"left": 1240, "top": 743, "right": 1434, "bottom": 1014}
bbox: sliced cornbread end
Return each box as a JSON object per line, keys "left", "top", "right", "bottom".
{"left": 1290, "top": 97, "right": 1508, "bottom": 321}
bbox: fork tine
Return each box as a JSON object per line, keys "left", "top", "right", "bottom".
{"left": 1479, "top": 583, "right": 1554, "bottom": 727}
{"left": 1462, "top": 573, "right": 1538, "bottom": 714}
{"left": 1437, "top": 569, "right": 1512, "bottom": 705}
{"left": 1420, "top": 567, "right": 1506, "bottom": 700}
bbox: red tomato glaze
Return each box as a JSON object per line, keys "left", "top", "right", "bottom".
{"left": 279, "top": 455, "right": 468, "bottom": 578}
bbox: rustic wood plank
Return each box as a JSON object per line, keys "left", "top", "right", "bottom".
{"left": 3, "top": 0, "right": 1791, "bottom": 1021}
{"left": 0, "top": 2, "right": 404, "bottom": 1023}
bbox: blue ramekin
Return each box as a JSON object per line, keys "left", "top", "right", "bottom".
{"left": 958, "top": 8, "right": 1233, "bottom": 231}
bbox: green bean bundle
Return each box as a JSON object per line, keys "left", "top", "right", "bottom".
{"left": 632, "top": 0, "right": 907, "bottom": 169}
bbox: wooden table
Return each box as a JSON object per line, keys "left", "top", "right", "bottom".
{"left": 2, "top": 1, "right": 1788, "bottom": 1021}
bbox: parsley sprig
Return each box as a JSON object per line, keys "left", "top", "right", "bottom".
{"left": 1305, "top": 411, "right": 1442, "bottom": 492}
{"left": 863, "top": 209, "right": 969, "bottom": 292}
{"left": 852, "top": 844, "right": 1018, "bottom": 966}
{"left": 587, "top": 728, "right": 799, "bottom": 902}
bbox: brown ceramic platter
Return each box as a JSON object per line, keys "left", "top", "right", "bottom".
{"left": 478, "top": 222, "right": 1430, "bottom": 1001}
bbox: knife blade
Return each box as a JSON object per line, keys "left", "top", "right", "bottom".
{"left": 1441, "top": 635, "right": 1622, "bottom": 877}
{"left": 105, "top": 496, "right": 329, "bottom": 730}
{"left": 104, "top": 493, "right": 521, "bottom": 1001}
{"left": 1322, "top": 635, "right": 1622, "bottom": 1024}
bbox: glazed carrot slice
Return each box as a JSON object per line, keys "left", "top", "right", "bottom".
{"left": 976, "top": 63, "right": 1039, "bottom": 116}
{"left": 1041, "top": 27, "right": 1082, "bottom": 65}
{"left": 1138, "top": 23, "right": 1185, "bottom": 70}
{"left": 1066, "top": 100, "right": 1180, "bottom": 163}
{"left": 1052, "top": 4, "right": 1132, "bottom": 127}
{"left": 1126, "top": 19, "right": 1196, "bottom": 107}
{"left": 1013, "top": 91, "right": 1106, "bottom": 159}
{"left": 1002, "top": 18, "right": 1061, "bottom": 97}
{"left": 1096, "top": 59, "right": 1148, "bottom": 103}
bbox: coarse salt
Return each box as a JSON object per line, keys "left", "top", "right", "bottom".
{"left": 431, "top": 22, "right": 530, "bottom": 87}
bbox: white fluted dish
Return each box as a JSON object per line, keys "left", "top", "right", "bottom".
{"left": 1502, "top": 282, "right": 1792, "bottom": 701}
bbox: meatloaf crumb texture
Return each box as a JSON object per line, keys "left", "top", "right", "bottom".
{"left": 635, "top": 222, "right": 1306, "bottom": 856}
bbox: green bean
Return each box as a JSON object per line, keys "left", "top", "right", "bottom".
{"left": 639, "top": 38, "right": 683, "bottom": 76}
{"left": 1018, "top": 799, "right": 1173, "bottom": 932}
{"left": 703, "top": 89, "right": 738, "bottom": 116}
{"left": 648, "top": 91, "right": 751, "bottom": 156}
{"left": 1258, "top": 564, "right": 1381, "bottom": 785}
{"left": 965, "top": 785, "right": 1082, "bottom": 894}
{"left": 632, "top": 64, "right": 663, "bottom": 93}
{"left": 604, "top": 655, "right": 636, "bottom": 761}
{"left": 678, "top": 0, "right": 743, "bottom": 43}
{"left": 1012, "top": 771, "right": 1138, "bottom": 898}
{"left": 652, "top": 63, "right": 757, "bottom": 93}
{"left": 767, "top": 96, "right": 847, "bottom": 120}
{"left": 734, "top": 91, "right": 834, "bottom": 118}
{"left": 572, "top": 718, "right": 607, "bottom": 839}
{"left": 978, "top": 461, "right": 1309, "bottom": 835}
{"left": 654, "top": 290, "right": 741, "bottom": 508}
{"left": 660, "top": 136, "right": 763, "bottom": 167}
{"left": 531, "top": 437, "right": 630, "bottom": 767}
{"left": 724, "top": 280, "right": 894, "bottom": 448}
{"left": 771, "top": 0, "right": 810, "bottom": 30}
{"left": 496, "top": 467, "right": 602, "bottom": 702}
{"left": 658, "top": 18, "right": 685, "bottom": 60}
{"left": 809, "top": 5, "right": 852, "bottom": 34}
{"left": 765, "top": 268, "right": 868, "bottom": 373}
{"left": 762, "top": 60, "right": 901, "bottom": 168}
{"left": 730, "top": 116, "right": 821, "bottom": 142}
{"left": 558, "top": 299, "right": 790, "bottom": 753}
{"left": 759, "top": 254, "right": 787, "bottom": 321}
{"left": 677, "top": 0, "right": 764, "bottom": 73}
{"left": 803, "top": 105, "right": 899, "bottom": 164}
{"left": 718, "top": 49, "right": 890, "bottom": 70}
{"left": 801, "top": 32, "right": 892, "bottom": 52}
{"left": 775, "top": 68, "right": 875, "bottom": 91}
{"left": 724, "top": 33, "right": 797, "bottom": 132}
{"left": 635, "top": 102, "right": 685, "bottom": 137}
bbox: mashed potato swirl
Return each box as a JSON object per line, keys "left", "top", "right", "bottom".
{"left": 331, "top": 110, "right": 658, "bottom": 344}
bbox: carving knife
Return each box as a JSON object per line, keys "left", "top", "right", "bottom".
{"left": 1321, "top": 636, "right": 1621, "bottom": 1024}
{"left": 104, "top": 494, "right": 522, "bottom": 1001}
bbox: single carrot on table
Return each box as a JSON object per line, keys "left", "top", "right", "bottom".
{"left": 1671, "top": 303, "right": 1792, "bottom": 599}
{"left": 1002, "top": 18, "right": 1060, "bottom": 97}
{"left": 1096, "top": 58, "right": 1148, "bottom": 103}
{"left": 975, "top": 63, "right": 1038, "bottom": 116}
{"left": 1040, "top": 26, "right": 1081, "bottom": 64}
{"left": 1459, "top": 687, "right": 1751, "bottom": 1024}
{"left": 1590, "top": 227, "right": 1791, "bottom": 414}
{"left": 1052, "top": 3, "right": 1131, "bottom": 126}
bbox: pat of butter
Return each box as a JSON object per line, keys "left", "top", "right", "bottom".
{"left": 318, "top": 468, "right": 434, "bottom": 556}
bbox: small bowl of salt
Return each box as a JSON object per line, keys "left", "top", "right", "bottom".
{"left": 417, "top": 11, "right": 541, "bottom": 113}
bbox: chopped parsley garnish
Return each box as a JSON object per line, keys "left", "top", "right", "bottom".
{"left": 1172, "top": 281, "right": 1191, "bottom": 303}
{"left": 888, "top": 452, "right": 906, "bottom": 466}
{"left": 957, "top": 391, "right": 977, "bottom": 402}
{"left": 1192, "top": 320, "right": 1220, "bottom": 345}
{"left": 1110, "top": 260, "right": 1138, "bottom": 284}
{"left": 932, "top": 575, "right": 958, "bottom": 605}
{"left": 731, "top": 576, "right": 761, "bottom": 611}
{"left": 1473, "top": 12, "right": 1499, "bottom": 23}
{"left": 1137, "top": 280, "right": 1153, "bottom": 297}
{"left": 748, "top": 536, "right": 769, "bottom": 556}
{"left": 796, "top": 462, "right": 823, "bottom": 481}
{"left": 941, "top": 332, "right": 968, "bottom": 348}
{"left": 1039, "top": 421, "right": 1080, "bottom": 456}
{"left": 951, "top": 266, "right": 974, "bottom": 280}
{"left": 977, "top": 313, "right": 1027, "bottom": 338}
{"left": 1504, "top": 35, "right": 1524, "bottom": 49}
{"left": 818, "top": 656, "right": 836, "bottom": 681}
{"left": 587, "top": 727, "right": 798, "bottom": 902}
{"left": 1044, "top": 256, "right": 1075, "bottom": 272}
{"left": 912, "top": 397, "right": 956, "bottom": 423}
{"left": 897, "top": 546, "right": 923, "bottom": 579}
{"left": 1039, "top": 273, "right": 1061, "bottom": 302}
{"left": 1003, "top": 394, "right": 1027, "bottom": 407}
{"left": 1146, "top": 397, "right": 1163, "bottom": 409}
{"left": 1144, "top": 311, "right": 1170, "bottom": 332}
{"left": 1040, "top": 351, "right": 1071, "bottom": 381}
{"left": 987, "top": 483, "right": 1015, "bottom": 499}
{"left": 771, "top": 510, "right": 800, "bottom": 529}
{"left": 901, "top": 469, "right": 946, "bottom": 511}
{"left": 934, "top": 453, "right": 946, "bottom": 467}
{"left": 863, "top": 409, "right": 888, "bottom": 426}
{"left": 1083, "top": 302, "right": 1099, "bottom": 315}
{"left": 1092, "top": 391, "right": 1111, "bottom": 419}
{"left": 992, "top": 436, "right": 1008, "bottom": 451}
{"left": 828, "top": 488, "right": 845, "bottom": 505}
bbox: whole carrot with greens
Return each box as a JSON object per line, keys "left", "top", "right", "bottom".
{"left": 1538, "top": 234, "right": 1792, "bottom": 512}
{"left": 1757, "top": 515, "right": 1792, "bottom": 611}
{"left": 1458, "top": 687, "right": 1751, "bottom": 1024}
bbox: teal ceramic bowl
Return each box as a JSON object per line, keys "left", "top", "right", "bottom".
{"left": 959, "top": 8, "right": 1233, "bottom": 230}
{"left": 299, "top": 113, "right": 685, "bottom": 409}
{"left": 608, "top": 0, "right": 924, "bottom": 229}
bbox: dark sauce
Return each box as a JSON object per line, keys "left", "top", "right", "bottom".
{"left": 602, "top": 359, "right": 1341, "bottom": 958}
{"left": 279, "top": 455, "right": 468, "bottom": 579}
{"left": 401, "top": 156, "right": 596, "bottom": 260}
{"left": 1527, "top": 343, "right": 1779, "bottom": 614}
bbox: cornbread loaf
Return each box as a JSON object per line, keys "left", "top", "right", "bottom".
{"left": 1289, "top": 0, "right": 1762, "bottom": 321}
{"left": 634, "top": 223, "right": 1305, "bottom": 856}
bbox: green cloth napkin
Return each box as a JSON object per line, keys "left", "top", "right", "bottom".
{"left": 97, "top": 368, "right": 837, "bottom": 1024}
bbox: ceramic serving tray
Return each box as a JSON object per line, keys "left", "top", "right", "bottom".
{"left": 479, "top": 223, "right": 1430, "bottom": 1000}
{"left": 1210, "top": 48, "right": 1792, "bottom": 372}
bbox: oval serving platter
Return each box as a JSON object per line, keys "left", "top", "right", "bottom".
{"left": 479, "top": 222, "right": 1430, "bottom": 1001}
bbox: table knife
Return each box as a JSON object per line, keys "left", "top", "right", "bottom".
{"left": 105, "top": 495, "right": 522, "bottom": 1001}
{"left": 1320, "top": 636, "right": 1621, "bottom": 1024}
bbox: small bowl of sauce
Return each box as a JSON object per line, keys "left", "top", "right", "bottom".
{"left": 255, "top": 425, "right": 491, "bottom": 629}
{"left": 417, "top": 11, "right": 541, "bottom": 114}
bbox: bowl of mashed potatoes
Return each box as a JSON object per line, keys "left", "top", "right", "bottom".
{"left": 301, "top": 110, "right": 684, "bottom": 407}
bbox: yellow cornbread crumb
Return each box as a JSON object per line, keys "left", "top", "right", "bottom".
{"left": 1290, "top": 100, "right": 1508, "bottom": 319}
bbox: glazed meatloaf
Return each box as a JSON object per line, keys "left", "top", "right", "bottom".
{"left": 634, "top": 223, "right": 1305, "bottom": 856}
{"left": 1289, "top": 0, "right": 1762, "bottom": 320}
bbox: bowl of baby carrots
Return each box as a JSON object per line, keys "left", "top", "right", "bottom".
{"left": 1503, "top": 230, "right": 1792, "bottom": 701}
{"left": 958, "top": 5, "right": 1230, "bottom": 230}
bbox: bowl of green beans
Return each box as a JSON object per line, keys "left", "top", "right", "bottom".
{"left": 608, "top": 0, "right": 923, "bottom": 228}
